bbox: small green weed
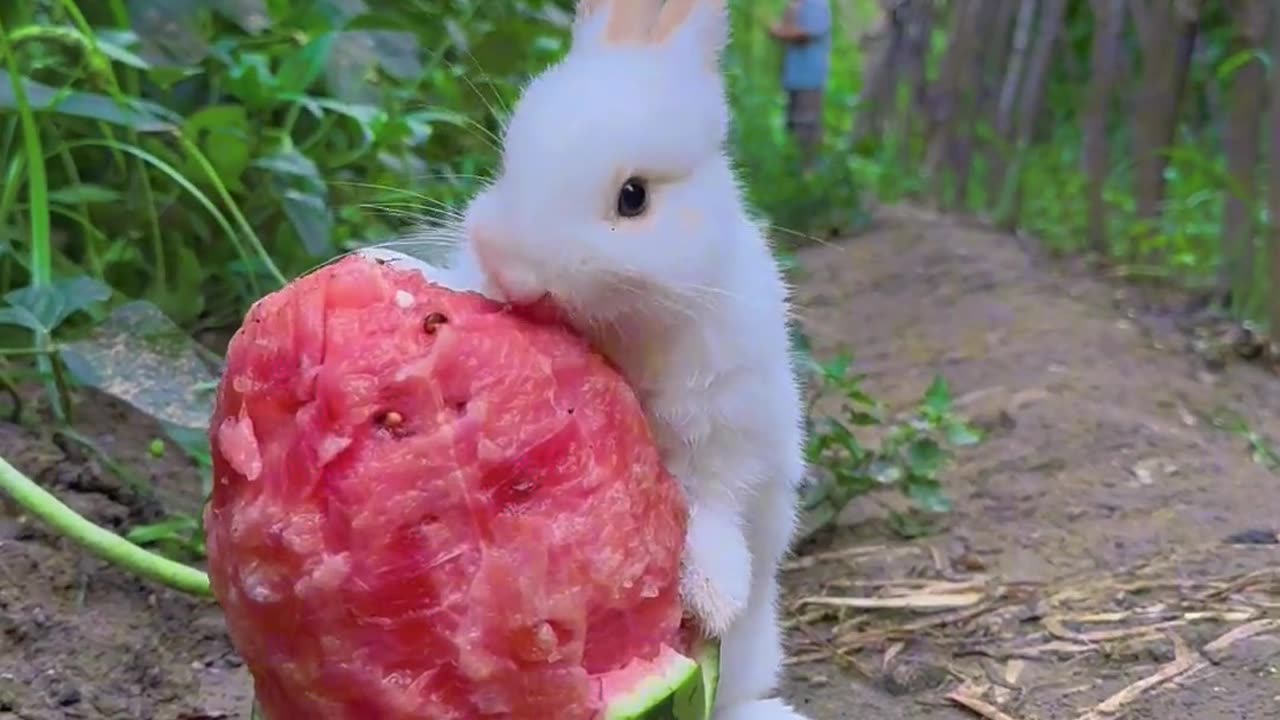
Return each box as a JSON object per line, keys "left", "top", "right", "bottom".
{"left": 800, "top": 353, "right": 983, "bottom": 540}
{"left": 1208, "top": 408, "right": 1280, "bottom": 472}
{"left": 126, "top": 512, "right": 206, "bottom": 561}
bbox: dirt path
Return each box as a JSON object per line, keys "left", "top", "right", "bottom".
{"left": 782, "top": 206, "right": 1280, "bottom": 719}
{"left": 1, "top": 205, "right": 1278, "bottom": 719}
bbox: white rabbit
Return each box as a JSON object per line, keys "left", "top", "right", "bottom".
{"left": 360, "top": 1, "right": 810, "bottom": 716}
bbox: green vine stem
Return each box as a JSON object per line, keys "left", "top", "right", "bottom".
{"left": 0, "top": 453, "right": 212, "bottom": 597}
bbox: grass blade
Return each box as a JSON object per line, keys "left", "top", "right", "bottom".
{"left": 60, "top": 137, "right": 270, "bottom": 295}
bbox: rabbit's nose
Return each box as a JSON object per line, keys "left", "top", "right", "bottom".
{"left": 490, "top": 266, "right": 547, "bottom": 307}
{"left": 471, "top": 231, "right": 546, "bottom": 307}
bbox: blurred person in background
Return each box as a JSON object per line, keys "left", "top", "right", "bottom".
{"left": 770, "top": 0, "right": 832, "bottom": 171}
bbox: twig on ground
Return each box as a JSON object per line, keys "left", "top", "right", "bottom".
{"left": 946, "top": 683, "right": 1027, "bottom": 720}
{"left": 797, "top": 590, "right": 986, "bottom": 611}
{"left": 955, "top": 640, "right": 1096, "bottom": 661}
{"left": 781, "top": 543, "right": 912, "bottom": 571}
{"left": 1197, "top": 618, "right": 1280, "bottom": 663}
{"left": 834, "top": 598, "right": 1003, "bottom": 648}
{"left": 1073, "top": 633, "right": 1198, "bottom": 720}
{"left": 1074, "top": 621, "right": 1280, "bottom": 719}
{"left": 785, "top": 544, "right": 1280, "bottom": 716}
{"left": 1196, "top": 568, "right": 1279, "bottom": 601}
{"left": 824, "top": 576, "right": 992, "bottom": 591}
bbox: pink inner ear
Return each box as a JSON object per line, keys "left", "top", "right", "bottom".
{"left": 651, "top": 0, "right": 699, "bottom": 43}
{"left": 604, "top": 0, "right": 665, "bottom": 46}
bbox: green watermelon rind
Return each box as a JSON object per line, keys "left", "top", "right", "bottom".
{"left": 605, "top": 638, "right": 721, "bottom": 720}
{"left": 246, "top": 641, "right": 720, "bottom": 720}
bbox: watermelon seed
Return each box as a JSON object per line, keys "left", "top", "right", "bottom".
{"left": 376, "top": 411, "right": 404, "bottom": 428}
{"left": 423, "top": 312, "right": 449, "bottom": 334}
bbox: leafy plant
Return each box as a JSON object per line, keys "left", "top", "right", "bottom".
{"left": 1208, "top": 407, "right": 1280, "bottom": 472}
{"left": 800, "top": 353, "right": 982, "bottom": 539}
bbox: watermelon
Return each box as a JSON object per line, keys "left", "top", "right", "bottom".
{"left": 205, "top": 255, "right": 719, "bottom": 719}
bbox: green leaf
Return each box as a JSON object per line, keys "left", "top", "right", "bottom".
{"left": 4, "top": 276, "right": 112, "bottom": 334}
{"left": 252, "top": 144, "right": 332, "bottom": 255}
{"left": 293, "top": 96, "right": 383, "bottom": 145}
{"left": 282, "top": 189, "right": 335, "bottom": 257}
{"left": 821, "top": 418, "right": 859, "bottom": 451}
{"left": 148, "top": 243, "right": 207, "bottom": 326}
{"left": 907, "top": 481, "right": 951, "bottom": 514}
{"left": 0, "top": 307, "right": 45, "bottom": 335}
{"left": 841, "top": 384, "right": 878, "bottom": 407}
{"left": 278, "top": 32, "right": 339, "bottom": 95}
{"left": 93, "top": 30, "right": 154, "bottom": 70}
{"left": 844, "top": 408, "right": 881, "bottom": 427}
{"left": 324, "top": 30, "right": 384, "bottom": 104}
{"left": 0, "top": 76, "right": 177, "bottom": 131}
{"left": 211, "top": 0, "right": 273, "bottom": 34}
{"left": 48, "top": 184, "right": 123, "bottom": 205}
{"left": 127, "top": 0, "right": 211, "bottom": 66}
{"left": 869, "top": 459, "right": 903, "bottom": 486}
{"left": 946, "top": 421, "right": 983, "bottom": 447}
{"left": 820, "top": 353, "right": 851, "bottom": 381}
{"left": 182, "top": 105, "right": 254, "bottom": 191}
{"left": 225, "top": 53, "right": 278, "bottom": 107}
{"left": 60, "top": 300, "right": 218, "bottom": 430}
{"left": 253, "top": 145, "right": 324, "bottom": 189}
{"left": 101, "top": 237, "right": 143, "bottom": 269}
{"left": 404, "top": 107, "right": 473, "bottom": 129}
{"left": 126, "top": 514, "right": 198, "bottom": 545}
{"left": 125, "top": 512, "right": 206, "bottom": 558}
{"left": 1217, "top": 48, "right": 1269, "bottom": 82}
{"left": 906, "top": 437, "right": 944, "bottom": 477}
{"left": 923, "top": 374, "right": 953, "bottom": 414}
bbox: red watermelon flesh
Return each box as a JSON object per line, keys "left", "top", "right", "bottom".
{"left": 204, "top": 255, "right": 690, "bottom": 719}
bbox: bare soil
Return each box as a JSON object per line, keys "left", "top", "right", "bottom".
{"left": 1, "top": 205, "right": 1277, "bottom": 719}
{"left": 781, "top": 206, "right": 1280, "bottom": 719}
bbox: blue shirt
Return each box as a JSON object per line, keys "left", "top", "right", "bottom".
{"left": 782, "top": 0, "right": 832, "bottom": 91}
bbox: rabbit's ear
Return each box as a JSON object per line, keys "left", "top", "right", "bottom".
{"left": 652, "top": 0, "right": 728, "bottom": 67}
{"left": 573, "top": 0, "right": 665, "bottom": 48}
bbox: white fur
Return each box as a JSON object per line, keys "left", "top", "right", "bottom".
{"left": 360, "top": 2, "right": 810, "bottom": 717}
{"left": 715, "top": 698, "right": 814, "bottom": 720}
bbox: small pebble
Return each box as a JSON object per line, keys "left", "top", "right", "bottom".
{"left": 57, "top": 686, "right": 81, "bottom": 706}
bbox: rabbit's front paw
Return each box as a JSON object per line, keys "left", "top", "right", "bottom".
{"left": 679, "top": 503, "right": 752, "bottom": 636}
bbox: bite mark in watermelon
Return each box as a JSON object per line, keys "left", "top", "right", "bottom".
{"left": 205, "top": 255, "right": 718, "bottom": 719}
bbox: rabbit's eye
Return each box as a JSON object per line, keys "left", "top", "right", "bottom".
{"left": 616, "top": 177, "right": 648, "bottom": 218}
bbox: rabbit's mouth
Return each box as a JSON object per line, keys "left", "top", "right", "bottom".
{"left": 507, "top": 293, "right": 570, "bottom": 327}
